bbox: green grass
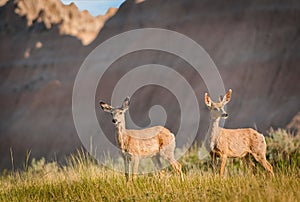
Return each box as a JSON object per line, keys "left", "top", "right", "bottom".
{"left": 0, "top": 129, "right": 299, "bottom": 201}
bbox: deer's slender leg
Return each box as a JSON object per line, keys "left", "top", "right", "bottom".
{"left": 245, "top": 153, "right": 255, "bottom": 168}
{"left": 152, "top": 155, "right": 165, "bottom": 177}
{"left": 132, "top": 156, "right": 140, "bottom": 179}
{"left": 210, "top": 151, "right": 217, "bottom": 174}
{"left": 263, "top": 160, "right": 274, "bottom": 177}
{"left": 243, "top": 153, "right": 255, "bottom": 174}
{"left": 160, "top": 142, "right": 184, "bottom": 181}
{"left": 152, "top": 155, "right": 162, "bottom": 170}
{"left": 123, "top": 153, "right": 130, "bottom": 181}
{"left": 252, "top": 153, "right": 274, "bottom": 177}
{"left": 170, "top": 160, "right": 184, "bottom": 181}
{"left": 220, "top": 155, "right": 227, "bottom": 177}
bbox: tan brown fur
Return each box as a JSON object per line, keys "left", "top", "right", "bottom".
{"left": 204, "top": 89, "right": 274, "bottom": 177}
{"left": 100, "top": 97, "right": 183, "bottom": 181}
{"left": 122, "top": 127, "right": 175, "bottom": 157}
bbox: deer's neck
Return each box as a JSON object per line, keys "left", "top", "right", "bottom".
{"left": 206, "top": 117, "right": 222, "bottom": 151}
{"left": 208, "top": 117, "right": 221, "bottom": 135}
{"left": 115, "top": 120, "right": 126, "bottom": 132}
{"left": 115, "top": 118, "right": 128, "bottom": 152}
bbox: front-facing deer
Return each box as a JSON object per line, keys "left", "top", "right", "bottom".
{"left": 204, "top": 89, "right": 274, "bottom": 177}
{"left": 99, "top": 97, "right": 183, "bottom": 181}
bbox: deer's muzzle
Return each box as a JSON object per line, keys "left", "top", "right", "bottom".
{"left": 221, "top": 113, "right": 228, "bottom": 118}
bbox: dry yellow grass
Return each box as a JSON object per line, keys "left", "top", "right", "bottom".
{"left": 0, "top": 129, "right": 299, "bottom": 201}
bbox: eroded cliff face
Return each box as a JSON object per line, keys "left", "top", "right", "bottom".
{"left": 13, "top": 0, "right": 117, "bottom": 45}
{"left": 0, "top": 0, "right": 299, "bottom": 169}
{"left": 0, "top": 0, "right": 93, "bottom": 168}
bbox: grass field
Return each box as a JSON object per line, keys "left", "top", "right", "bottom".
{"left": 0, "top": 129, "right": 299, "bottom": 201}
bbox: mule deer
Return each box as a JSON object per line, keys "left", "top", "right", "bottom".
{"left": 99, "top": 97, "right": 183, "bottom": 181}
{"left": 204, "top": 89, "right": 274, "bottom": 177}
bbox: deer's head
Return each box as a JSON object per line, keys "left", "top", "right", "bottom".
{"left": 99, "top": 97, "right": 130, "bottom": 126}
{"left": 204, "top": 89, "right": 232, "bottom": 120}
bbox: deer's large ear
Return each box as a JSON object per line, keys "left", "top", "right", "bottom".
{"left": 222, "top": 89, "right": 232, "bottom": 105}
{"left": 204, "top": 93, "right": 212, "bottom": 108}
{"left": 122, "top": 96, "right": 130, "bottom": 111}
{"left": 99, "top": 101, "right": 113, "bottom": 112}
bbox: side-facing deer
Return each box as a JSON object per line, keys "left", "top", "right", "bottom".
{"left": 99, "top": 97, "right": 183, "bottom": 181}
{"left": 204, "top": 89, "right": 274, "bottom": 177}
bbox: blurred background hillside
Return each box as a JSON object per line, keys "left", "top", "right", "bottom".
{"left": 0, "top": 0, "right": 299, "bottom": 170}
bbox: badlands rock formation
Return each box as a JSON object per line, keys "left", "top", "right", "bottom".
{"left": 14, "top": 0, "right": 117, "bottom": 45}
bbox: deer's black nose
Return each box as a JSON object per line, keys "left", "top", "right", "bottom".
{"left": 112, "top": 119, "right": 117, "bottom": 123}
{"left": 222, "top": 113, "right": 228, "bottom": 118}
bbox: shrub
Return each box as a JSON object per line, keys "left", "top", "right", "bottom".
{"left": 266, "top": 128, "right": 300, "bottom": 169}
